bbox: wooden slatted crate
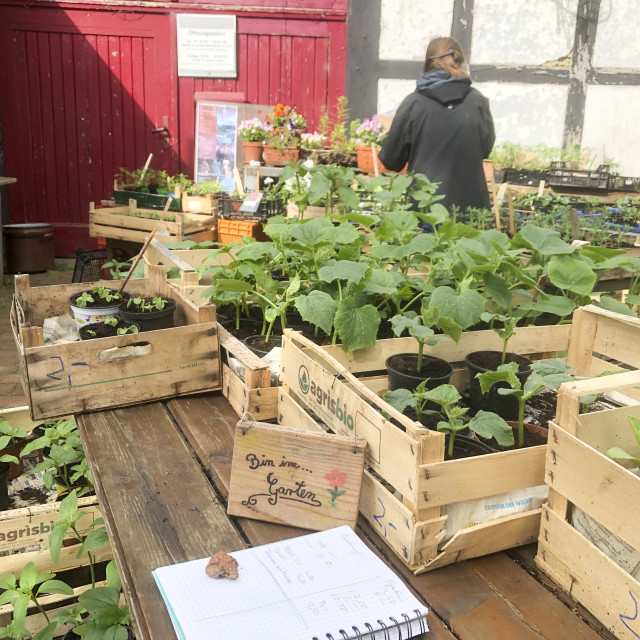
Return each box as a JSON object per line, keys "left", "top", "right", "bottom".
{"left": 89, "top": 200, "right": 216, "bottom": 245}
{"left": 11, "top": 266, "right": 221, "bottom": 420}
{"left": 277, "top": 306, "right": 640, "bottom": 572}
{"left": 536, "top": 310, "right": 640, "bottom": 639}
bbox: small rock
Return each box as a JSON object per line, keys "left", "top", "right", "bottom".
{"left": 205, "top": 551, "right": 239, "bottom": 580}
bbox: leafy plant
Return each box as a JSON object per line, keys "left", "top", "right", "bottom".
{"left": 126, "top": 296, "right": 168, "bottom": 313}
{"left": 102, "top": 257, "right": 134, "bottom": 280}
{"left": 74, "top": 291, "right": 94, "bottom": 308}
{"left": 238, "top": 117, "right": 271, "bottom": 143}
{"left": 476, "top": 358, "right": 575, "bottom": 447}
{"left": 188, "top": 180, "right": 226, "bottom": 196}
{"left": 607, "top": 415, "right": 640, "bottom": 470}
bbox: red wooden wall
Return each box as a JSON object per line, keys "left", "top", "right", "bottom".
{"left": 0, "top": 0, "right": 347, "bottom": 256}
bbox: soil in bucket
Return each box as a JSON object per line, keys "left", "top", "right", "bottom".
{"left": 445, "top": 434, "right": 494, "bottom": 460}
{"left": 465, "top": 350, "right": 532, "bottom": 420}
{"left": 386, "top": 353, "right": 453, "bottom": 392}
{"left": 120, "top": 297, "right": 176, "bottom": 332}
{"left": 243, "top": 334, "right": 282, "bottom": 359}
{"left": 78, "top": 321, "right": 140, "bottom": 341}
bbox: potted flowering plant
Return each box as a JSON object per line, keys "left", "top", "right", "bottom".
{"left": 354, "top": 115, "right": 400, "bottom": 174}
{"left": 265, "top": 103, "right": 307, "bottom": 133}
{"left": 263, "top": 130, "right": 301, "bottom": 166}
{"left": 238, "top": 118, "right": 271, "bottom": 165}
{"left": 300, "top": 132, "right": 326, "bottom": 150}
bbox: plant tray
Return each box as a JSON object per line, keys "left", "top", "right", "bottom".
{"left": 278, "top": 305, "right": 640, "bottom": 572}
{"left": 10, "top": 266, "right": 221, "bottom": 420}
{"left": 113, "top": 189, "right": 182, "bottom": 212}
{"left": 218, "top": 193, "right": 284, "bottom": 220}
{"left": 546, "top": 162, "right": 610, "bottom": 190}
{"left": 535, "top": 312, "right": 640, "bottom": 638}
{"left": 502, "top": 168, "right": 549, "bottom": 186}
{"left": 89, "top": 201, "right": 216, "bottom": 246}
{"left": 608, "top": 175, "right": 640, "bottom": 193}
{"left": 218, "top": 219, "right": 268, "bottom": 245}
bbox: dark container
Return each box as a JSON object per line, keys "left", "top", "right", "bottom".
{"left": 4, "top": 223, "right": 55, "bottom": 273}
{"left": 0, "top": 461, "right": 9, "bottom": 510}
{"left": 243, "top": 334, "right": 282, "bottom": 359}
{"left": 465, "top": 350, "right": 532, "bottom": 420}
{"left": 119, "top": 298, "right": 176, "bottom": 332}
{"left": 386, "top": 353, "right": 454, "bottom": 392}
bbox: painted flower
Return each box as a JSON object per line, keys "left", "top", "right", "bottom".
{"left": 325, "top": 469, "right": 347, "bottom": 487}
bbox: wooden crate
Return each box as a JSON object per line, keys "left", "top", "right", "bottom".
{"left": 10, "top": 266, "right": 221, "bottom": 420}
{"left": 535, "top": 313, "right": 640, "bottom": 638}
{"left": 277, "top": 306, "right": 640, "bottom": 572}
{"left": 89, "top": 200, "right": 216, "bottom": 245}
{"left": 181, "top": 192, "right": 218, "bottom": 214}
{"left": 144, "top": 238, "right": 235, "bottom": 290}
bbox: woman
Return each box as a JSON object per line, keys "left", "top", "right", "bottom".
{"left": 378, "top": 36, "right": 495, "bottom": 212}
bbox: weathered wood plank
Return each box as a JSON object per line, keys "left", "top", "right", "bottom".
{"left": 78, "top": 400, "right": 246, "bottom": 640}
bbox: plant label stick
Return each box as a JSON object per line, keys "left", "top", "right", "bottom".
{"left": 138, "top": 153, "right": 153, "bottom": 185}
{"left": 163, "top": 197, "right": 173, "bottom": 213}
{"left": 233, "top": 167, "right": 245, "bottom": 198}
{"left": 371, "top": 143, "right": 379, "bottom": 177}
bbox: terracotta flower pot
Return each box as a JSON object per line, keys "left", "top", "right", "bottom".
{"left": 242, "top": 141, "right": 264, "bottom": 165}
{"left": 263, "top": 146, "right": 300, "bottom": 166}
{"left": 356, "top": 146, "right": 407, "bottom": 174}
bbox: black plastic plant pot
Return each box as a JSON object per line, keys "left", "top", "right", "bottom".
{"left": 243, "top": 334, "right": 282, "bottom": 359}
{"left": 78, "top": 320, "right": 140, "bottom": 341}
{"left": 385, "top": 353, "right": 454, "bottom": 392}
{"left": 0, "top": 461, "right": 9, "bottom": 511}
{"left": 465, "top": 350, "right": 532, "bottom": 420}
{"left": 220, "top": 318, "right": 266, "bottom": 342}
{"left": 444, "top": 434, "right": 495, "bottom": 460}
{"left": 120, "top": 298, "right": 176, "bottom": 332}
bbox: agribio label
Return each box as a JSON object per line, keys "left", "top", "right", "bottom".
{"left": 298, "top": 364, "right": 355, "bottom": 432}
{"left": 0, "top": 519, "right": 55, "bottom": 552}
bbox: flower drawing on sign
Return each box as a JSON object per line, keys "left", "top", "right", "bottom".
{"left": 325, "top": 469, "right": 347, "bottom": 508}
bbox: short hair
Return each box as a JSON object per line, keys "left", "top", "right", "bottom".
{"left": 423, "top": 36, "right": 469, "bottom": 78}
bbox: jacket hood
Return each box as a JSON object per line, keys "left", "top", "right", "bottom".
{"left": 416, "top": 69, "right": 472, "bottom": 105}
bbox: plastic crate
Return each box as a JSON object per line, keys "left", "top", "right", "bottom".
{"left": 546, "top": 162, "right": 610, "bottom": 190}
{"left": 218, "top": 193, "right": 283, "bottom": 220}
{"left": 72, "top": 248, "right": 108, "bottom": 283}
{"left": 501, "top": 168, "right": 548, "bottom": 186}
{"left": 608, "top": 175, "right": 640, "bottom": 192}
{"left": 218, "top": 219, "right": 268, "bottom": 245}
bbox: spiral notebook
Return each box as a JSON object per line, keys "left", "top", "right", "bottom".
{"left": 152, "top": 526, "right": 429, "bottom": 640}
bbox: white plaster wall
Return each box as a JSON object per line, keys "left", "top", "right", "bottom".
{"left": 593, "top": 0, "right": 640, "bottom": 69}
{"left": 475, "top": 82, "right": 568, "bottom": 148}
{"left": 377, "top": 78, "right": 416, "bottom": 115}
{"left": 582, "top": 85, "right": 640, "bottom": 176}
{"left": 472, "top": 0, "right": 577, "bottom": 65}
{"left": 379, "top": 0, "right": 454, "bottom": 61}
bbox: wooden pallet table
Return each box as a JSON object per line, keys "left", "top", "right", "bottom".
{"left": 75, "top": 391, "right": 612, "bottom": 640}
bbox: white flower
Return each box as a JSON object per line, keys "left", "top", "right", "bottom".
{"left": 249, "top": 160, "right": 261, "bottom": 167}
{"left": 303, "top": 159, "right": 314, "bottom": 169}
{"left": 264, "top": 177, "right": 274, "bottom": 184}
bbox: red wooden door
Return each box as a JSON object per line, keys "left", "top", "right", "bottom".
{"left": 0, "top": 6, "right": 177, "bottom": 255}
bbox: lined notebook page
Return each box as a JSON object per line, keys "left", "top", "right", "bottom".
{"left": 153, "top": 526, "right": 429, "bottom": 640}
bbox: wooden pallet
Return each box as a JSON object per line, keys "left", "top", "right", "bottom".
{"left": 536, "top": 310, "right": 640, "bottom": 639}
{"left": 89, "top": 201, "right": 216, "bottom": 245}
{"left": 11, "top": 266, "right": 221, "bottom": 420}
{"left": 277, "top": 306, "right": 640, "bottom": 573}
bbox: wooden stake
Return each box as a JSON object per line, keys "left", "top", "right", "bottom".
{"left": 371, "top": 144, "right": 379, "bottom": 177}
{"left": 163, "top": 197, "right": 173, "bottom": 213}
{"left": 233, "top": 167, "right": 245, "bottom": 197}
{"left": 537, "top": 179, "right": 545, "bottom": 197}
{"left": 138, "top": 153, "right": 153, "bottom": 185}
{"left": 118, "top": 229, "right": 157, "bottom": 295}
{"left": 507, "top": 188, "right": 515, "bottom": 236}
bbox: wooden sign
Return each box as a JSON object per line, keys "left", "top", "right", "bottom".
{"left": 228, "top": 418, "right": 367, "bottom": 531}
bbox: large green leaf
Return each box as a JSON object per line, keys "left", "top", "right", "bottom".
{"left": 235, "top": 242, "right": 277, "bottom": 261}
{"left": 597, "top": 296, "right": 637, "bottom": 317}
{"left": 383, "top": 388, "right": 416, "bottom": 414}
{"left": 519, "top": 294, "right": 576, "bottom": 318}
{"left": 385, "top": 210, "right": 420, "bottom": 233}
{"left": 483, "top": 272, "right": 511, "bottom": 310}
{"left": 337, "top": 185, "right": 361, "bottom": 210}
{"left": 78, "top": 527, "right": 110, "bottom": 558}
{"left": 214, "top": 279, "right": 254, "bottom": 293}
{"left": 363, "top": 268, "right": 401, "bottom": 295}
{"left": 547, "top": 255, "right": 597, "bottom": 295}
{"left": 468, "top": 411, "right": 514, "bottom": 447}
{"left": 318, "top": 260, "right": 369, "bottom": 284}
{"left": 516, "top": 224, "right": 574, "bottom": 256}
{"left": 329, "top": 223, "right": 363, "bottom": 246}
{"left": 424, "top": 384, "right": 461, "bottom": 408}
{"left": 39, "top": 580, "right": 74, "bottom": 597}
{"left": 435, "top": 316, "right": 462, "bottom": 343}
{"left": 79, "top": 586, "right": 121, "bottom": 611}
{"left": 607, "top": 447, "right": 640, "bottom": 468}
{"left": 308, "top": 173, "right": 333, "bottom": 205}
{"left": 288, "top": 217, "right": 334, "bottom": 247}
{"left": 477, "top": 363, "right": 520, "bottom": 393}
{"left": 294, "top": 291, "right": 337, "bottom": 335}
{"left": 335, "top": 299, "right": 380, "bottom": 353}
{"left": 429, "top": 287, "right": 486, "bottom": 329}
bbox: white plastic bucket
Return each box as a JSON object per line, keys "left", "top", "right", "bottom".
{"left": 69, "top": 302, "right": 121, "bottom": 330}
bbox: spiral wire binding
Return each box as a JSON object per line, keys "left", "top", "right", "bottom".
{"left": 312, "top": 612, "right": 424, "bottom": 639}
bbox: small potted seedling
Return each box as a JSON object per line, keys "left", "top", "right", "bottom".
{"left": 476, "top": 358, "right": 575, "bottom": 448}
{"left": 78, "top": 316, "right": 140, "bottom": 341}
{"left": 69, "top": 285, "right": 129, "bottom": 330}
{"left": 120, "top": 295, "right": 176, "bottom": 332}
{"left": 385, "top": 306, "right": 461, "bottom": 391}
{"left": 0, "top": 421, "right": 28, "bottom": 481}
